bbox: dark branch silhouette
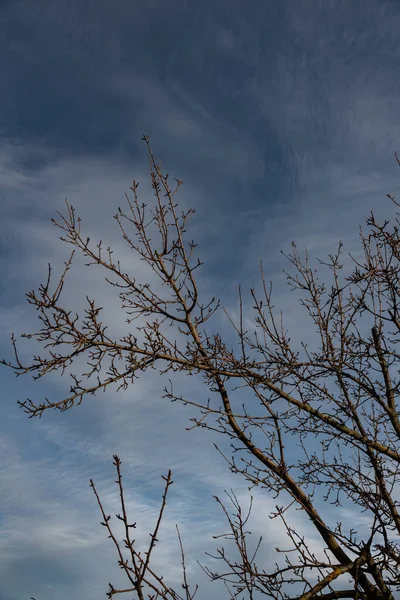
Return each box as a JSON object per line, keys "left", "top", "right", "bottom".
{"left": 5, "top": 137, "right": 400, "bottom": 599}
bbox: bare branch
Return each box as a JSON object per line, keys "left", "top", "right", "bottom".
{"left": 6, "top": 139, "right": 400, "bottom": 599}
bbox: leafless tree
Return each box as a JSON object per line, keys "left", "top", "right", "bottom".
{"left": 5, "top": 138, "right": 400, "bottom": 599}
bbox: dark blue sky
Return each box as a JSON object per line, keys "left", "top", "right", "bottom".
{"left": 1, "top": 1, "right": 400, "bottom": 599}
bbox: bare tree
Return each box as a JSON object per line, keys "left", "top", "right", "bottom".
{"left": 5, "top": 137, "right": 400, "bottom": 599}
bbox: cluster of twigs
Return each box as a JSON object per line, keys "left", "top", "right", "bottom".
{"left": 90, "top": 456, "right": 197, "bottom": 600}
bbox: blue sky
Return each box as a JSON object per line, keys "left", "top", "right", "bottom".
{"left": 1, "top": 1, "right": 400, "bottom": 599}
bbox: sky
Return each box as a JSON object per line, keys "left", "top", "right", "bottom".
{"left": 1, "top": 1, "right": 400, "bottom": 599}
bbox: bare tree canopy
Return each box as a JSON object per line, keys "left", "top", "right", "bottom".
{"left": 4, "top": 138, "right": 400, "bottom": 600}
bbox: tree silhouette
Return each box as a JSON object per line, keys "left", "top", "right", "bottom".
{"left": 5, "top": 138, "right": 400, "bottom": 599}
